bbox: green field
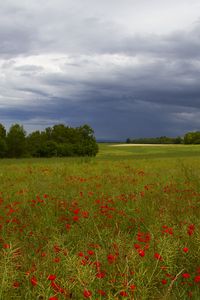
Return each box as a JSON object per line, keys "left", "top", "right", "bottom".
{"left": 0, "top": 144, "right": 200, "bottom": 299}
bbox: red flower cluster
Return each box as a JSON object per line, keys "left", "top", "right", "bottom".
{"left": 162, "top": 225, "right": 173, "bottom": 235}
{"left": 187, "top": 224, "right": 195, "bottom": 236}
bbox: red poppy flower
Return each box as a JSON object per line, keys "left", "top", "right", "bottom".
{"left": 154, "top": 253, "right": 162, "bottom": 260}
{"left": 107, "top": 254, "right": 116, "bottom": 263}
{"left": 98, "top": 290, "right": 106, "bottom": 296}
{"left": 65, "top": 224, "right": 71, "bottom": 230}
{"left": 183, "top": 247, "right": 189, "bottom": 253}
{"left": 161, "top": 279, "right": 167, "bottom": 285}
{"left": 187, "top": 224, "right": 195, "bottom": 236}
{"left": 83, "top": 289, "right": 92, "bottom": 298}
{"left": 51, "top": 281, "right": 64, "bottom": 293}
{"left": 138, "top": 249, "right": 145, "bottom": 257}
{"left": 82, "top": 211, "right": 89, "bottom": 218}
{"left": 48, "top": 274, "right": 56, "bottom": 281}
{"left": 182, "top": 273, "right": 190, "bottom": 279}
{"left": 30, "top": 276, "right": 37, "bottom": 286}
{"left": 120, "top": 291, "right": 128, "bottom": 297}
{"left": 73, "top": 208, "right": 80, "bottom": 214}
{"left": 134, "top": 243, "right": 140, "bottom": 249}
{"left": 96, "top": 271, "right": 106, "bottom": 278}
{"left": 93, "top": 261, "right": 101, "bottom": 268}
{"left": 130, "top": 284, "right": 136, "bottom": 291}
{"left": 194, "top": 275, "right": 200, "bottom": 283}
{"left": 13, "top": 281, "right": 20, "bottom": 288}
{"left": 73, "top": 215, "right": 79, "bottom": 222}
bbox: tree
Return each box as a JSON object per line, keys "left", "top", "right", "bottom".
{"left": 77, "top": 125, "right": 99, "bottom": 156}
{"left": 0, "top": 138, "right": 7, "bottom": 158}
{"left": 6, "top": 124, "right": 26, "bottom": 157}
{"left": 0, "top": 123, "right": 6, "bottom": 139}
{"left": 0, "top": 123, "right": 7, "bottom": 158}
{"left": 184, "top": 131, "right": 200, "bottom": 144}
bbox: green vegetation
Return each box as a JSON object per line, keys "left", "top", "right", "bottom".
{"left": 126, "top": 136, "right": 182, "bottom": 144}
{"left": 0, "top": 123, "right": 98, "bottom": 158}
{"left": 126, "top": 131, "right": 200, "bottom": 145}
{"left": 184, "top": 131, "right": 200, "bottom": 144}
{"left": 0, "top": 144, "right": 200, "bottom": 299}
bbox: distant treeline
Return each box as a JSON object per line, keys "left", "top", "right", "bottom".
{"left": 0, "top": 123, "right": 98, "bottom": 158}
{"left": 126, "top": 131, "right": 200, "bottom": 144}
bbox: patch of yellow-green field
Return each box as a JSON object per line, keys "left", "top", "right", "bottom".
{"left": 0, "top": 144, "right": 200, "bottom": 299}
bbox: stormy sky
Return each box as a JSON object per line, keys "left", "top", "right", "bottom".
{"left": 1, "top": 0, "right": 200, "bottom": 140}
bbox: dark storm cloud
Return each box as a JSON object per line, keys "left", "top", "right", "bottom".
{"left": 1, "top": 0, "right": 200, "bottom": 139}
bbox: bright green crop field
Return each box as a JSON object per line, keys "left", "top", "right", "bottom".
{"left": 0, "top": 144, "right": 200, "bottom": 299}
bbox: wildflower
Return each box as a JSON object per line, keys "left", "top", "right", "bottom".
{"left": 51, "top": 281, "right": 64, "bottom": 293}
{"left": 107, "top": 254, "right": 116, "bottom": 263}
{"left": 140, "top": 191, "right": 145, "bottom": 197}
{"left": 137, "top": 232, "right": 150, "bottom": 243}
{"left": 162, "top": 227, "right": 173, "bottom": 235}
{"left": 194, "top": 275, "right": 200, "bottom": 283}
{"left": 83, "top": 289, "right": 92, "bottom": 298}
{"left": 30, "top": 276, "right": 37, "bottom": 286}
{"left": 130, "top": 284, "right": 136, "bottom": 291}
{"left": 73, "top": 215, "right": 79, "bottom": 222}
{"left": 48, "top": 274, "right": 56, "bottom": 281}
{"left": 81, "top": 259, "right": 88, "bottom": 265}
{"left": 183, "top": 247, "right": 189, "bottom": 253}
{"left": 54, "top": 245, "right": 61, "bottom": 253}
{"left": 96, "top": 271, "right": 106, "bottom": 279}
{"left": 53, "top": 257, "right": 60, "bottom": 263}
{"left": 98, "top": 290, "right": 106, "bottom": 296}
{"left": 73, "top": 208, "right": 80, "bottom": 214}
{"left": 87, "top": 250, "right": 94, "bottom": 256}
{"left": 93, "top": 261, "right": 101, "bottom": 269}
{"left": 182, "top": 273, "right": 190, "bottom": 279}
{"left": 134, "top": 243, "right": 140, "bottom": 249}
{"left": 49, "top": 297, "right": 58, "bottom": 300}
{"left": 196, "top": 267, "right": 200, "bottom": 274}
{"left": 82, "top": 211, "right": 89, "bottom": 218}
{"left": 13, "top": 281, "right": 20, "bottom": 288}
{"left": 65, "top": 224, "right": 71, "bottom": 230}
{"left": 120, "top": 291, "right": 128, "bottom": 297}
{"left": 154, "top": 253, "right": 162, "bottom": 260}
{"left": 187, "top": 224, "right": 195, "bottom": 236}
{"left": 138, "top": 249, "right": 145, "bottom": 257}
{"left": 161, "top": 279, "right": 167, "bottom": 285}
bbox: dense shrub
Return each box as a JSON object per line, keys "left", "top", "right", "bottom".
{"left": 0, "top": 123, "right": 98, "bottom": 158}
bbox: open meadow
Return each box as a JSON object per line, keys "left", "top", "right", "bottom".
{"left": 0, "top": 144, "right": 200, "bottom": 299}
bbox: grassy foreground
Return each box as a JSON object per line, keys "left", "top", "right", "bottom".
{"left": 0, "top": 144, "right": 200, "bottom": 299}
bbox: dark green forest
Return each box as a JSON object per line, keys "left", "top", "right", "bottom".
{"left": 0, "top": 123, "right": 98, "bottom": 158}
{"left": 126, "top": 131, "right": 200, "bottom": 145}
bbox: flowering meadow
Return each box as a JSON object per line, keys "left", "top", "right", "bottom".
{"left": 0, "top": 144, "right": 200, "bottom": 299}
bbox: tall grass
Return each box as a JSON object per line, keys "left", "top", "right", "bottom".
{"left": 0, "top": 144, "right": 200, "bottom": 299}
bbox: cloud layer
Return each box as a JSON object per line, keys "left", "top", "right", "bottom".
{"left": 0, "top": 0, "right": 200, "bottom": 139}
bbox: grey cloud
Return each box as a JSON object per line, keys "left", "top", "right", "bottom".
{"left": 0, "top": 0, "right": 200, "bottom": 139}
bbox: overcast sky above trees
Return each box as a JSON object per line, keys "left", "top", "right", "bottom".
{"left": 1, "top": 0, "right": 200, "bottom": 140}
